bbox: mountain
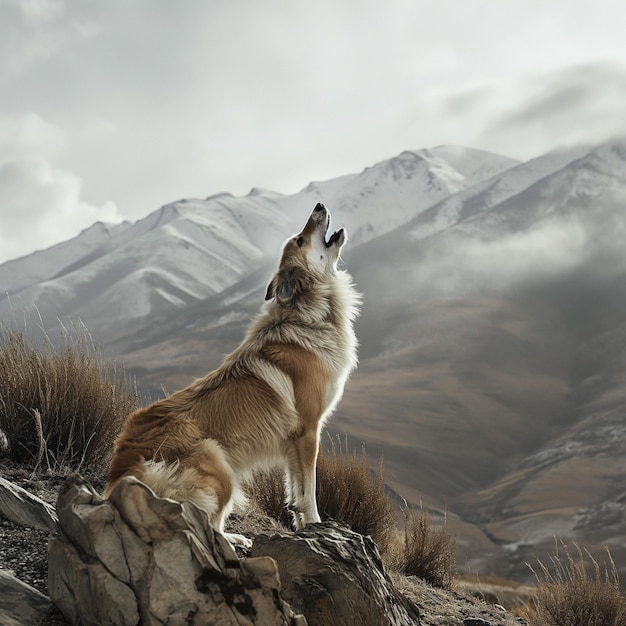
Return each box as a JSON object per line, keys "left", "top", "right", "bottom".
{"left": 0, "top": 146, "right": 516, "bottom": 341}
{"left": 0, "top": 220, "right": 131, "bottom": 296}
{"left": 0, "top": 194, "right": 291, "bottom": 341}
{"left": 3, "top": 139, "right": 626, "bottom": 583}
{"left": 337, "top": 138, "right": 626, "bottom": 578}
{"left": 280, "top": 146, "right": 519, "bottom": 245}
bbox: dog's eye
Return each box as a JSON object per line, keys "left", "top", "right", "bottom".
{"left": 296, "top": 237, "right": 304, "bottom": 247}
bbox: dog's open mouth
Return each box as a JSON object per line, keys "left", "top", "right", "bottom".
{"left": 311, "top": 204, "right": 345, "bottom": 248}
{"left": 324, "top": 228, "right": 344, "bottom": 248}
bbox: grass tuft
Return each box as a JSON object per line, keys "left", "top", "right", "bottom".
{"left": 251, "top": 434, "right": 396, "bottom": 555}
{"left": 0, "top": 326, "right": 140, "bottom": 475}
{"left": 317, "top": 435, "right": 396, "bottom": 556}
{"left": 391, "top": 505, "right": 456, "bottom": 589}
{"left": 527, "top": 540, "right": 626, "bottom": 626}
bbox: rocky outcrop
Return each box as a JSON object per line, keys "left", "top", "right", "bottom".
{"left": 0, "top": 568, "right": 53, "bottom": 626}
{"left": 48, "top": 474, "right": 304, "bottom": 625}
{"left": 0, "top": 475, "right": 58, "bottom": 533}
{"left": 0, "top": 474, "right": 57, "bottom": 625}
{"left": 0, "top": 469, "right": 528, "bottom": 626}
{"left": 253, "top": 521, "right": 421, "bottom": 625}
{"left": 48, "top": 474, "right": 423, "bottom": 625}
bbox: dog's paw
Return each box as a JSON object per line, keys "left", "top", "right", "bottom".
{"left": 223, "top": 532, "right": 253, "bottom": 549}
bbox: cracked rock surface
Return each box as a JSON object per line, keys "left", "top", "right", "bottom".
{"left": 1, "top": 462, "right": 528, "bottom": 626}
{"left": 48, "top": 474, "right": 304, "bottom": 626}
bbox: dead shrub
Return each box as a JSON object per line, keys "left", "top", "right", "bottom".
{"left": 527, "top": 540, "right": 626, "bottom": 626}
{"left": 391, "top": 506, "right": 456, "bottom": 589}
{"left": 251, "top": 467, "right": 291, "bottom": 528}
{"left": 0, "top": 326, "right": 140, "bottom": 475}
{"left": 317, "top": 435, "right": 396, "bottom": 555}
{"left": 251, "top": 435, "right": 396, "bottom": 555}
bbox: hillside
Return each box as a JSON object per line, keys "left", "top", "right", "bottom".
{"left": 2, "top": 140, "right": 626, "bottom": 583}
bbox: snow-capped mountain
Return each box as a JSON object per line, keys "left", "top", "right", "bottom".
{"left": 277, "top": 146, "right": 519, "bottom": 246}
{"left": 405, "top": 143, "right": 592, "bottom": 242}
{"left": 0, "top": 145, "right": 516, "bottom": 340}
{"left": 0, "top": 220, "right": 131, "bottom": 296}
{"left": 0, "top": 193, "right": 290, "bottom": 339}
{"left": 3, "top": 138, "right": 626, "bottom": 584}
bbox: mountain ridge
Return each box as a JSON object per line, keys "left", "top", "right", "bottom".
{"left": 2, "top": 139, "right": 626, "bottom": 583}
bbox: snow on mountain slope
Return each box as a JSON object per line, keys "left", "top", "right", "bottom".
{"left": 0, "top": 144, "right": 517, "bottom": 339}
{"left": 450, "top": 138, "right": 626, "bottom": 241}
{"left": 407, "top": 144, "right": 591, "bottom": 242}
{"left": 419, "top": 145, "right": 519, "bottom": 185}
{"left": 342, "top": 138, "right": 626, "bottom": 314}
{"left": 278, "top": 146, "right": 519, "bottom": 246}
{"left": 0, "top": 193, "right": 289, "bottom": 336}
{"left": 0, "top": 220, "right": 132, "bottom": 296}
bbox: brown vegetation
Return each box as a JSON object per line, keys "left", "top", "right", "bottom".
{"left": 526, "top": 540, "right": 626, "bottom": 626}
{"left": 251, "top": 435, "right": 459, "bottom": 590}
{"left": 0, "top": 327, "right": 140, "bottom": 474}
{"left": 391, "top": 506, "right": 457, "bottom": 590}
{"left": 251, "top": 435, "right": 396, "bottom": 555}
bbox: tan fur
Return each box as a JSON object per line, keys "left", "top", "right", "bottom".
{"left": 104, "top": 204, "right": 360, "bottom": 547}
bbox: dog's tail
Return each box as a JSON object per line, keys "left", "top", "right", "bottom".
{"left": 106, "top": 439, "right": 245, "bottom": 525}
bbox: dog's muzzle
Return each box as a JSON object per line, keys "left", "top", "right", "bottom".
{"left": 311, "top": 203, "right": 345, "bottom": 248}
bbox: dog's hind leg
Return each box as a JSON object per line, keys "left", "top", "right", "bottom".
{"left": 214, "top": 499, "right": 252, "bottom": 549}
{"left": 285, "top": 429, "right": 322, "bottom": 529}
{"left": 162, "top": 439, "right": 252, "bottom": 549}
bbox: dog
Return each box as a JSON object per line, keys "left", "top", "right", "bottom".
{"left": 104, "top": 203, "right": 360, "bottom": 547}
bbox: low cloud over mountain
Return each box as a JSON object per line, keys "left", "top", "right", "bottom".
{"left": 3, "top": 139, "right": 626, "bottom": 582}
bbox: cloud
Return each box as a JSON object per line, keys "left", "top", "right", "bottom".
{"left": 477, "top": 63, "right": 626, "bottom": 155}
{"left": 0, "top": 112, "right": 65, "bottom": 159}
{"left": 409, "top": 217, "right": 590, "bottom": 298}
{"left": 7, "top": 0, "right": 65, "bottom": 21}
{"left": 0, "top": 113, "right": 119, "bottom": 263}
{"left": 459, "top": 219, "right": 588, "bottom": 285}
{"left": 0, "top": 0, "right": 68, "bottom": 78}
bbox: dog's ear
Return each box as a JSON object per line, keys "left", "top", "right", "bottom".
{"left": 268, "top": 267, "right": 308, "bottom": 305}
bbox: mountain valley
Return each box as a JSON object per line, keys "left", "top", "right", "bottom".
{"left": 3, "top": 140, "right": 626, "bottom": 583}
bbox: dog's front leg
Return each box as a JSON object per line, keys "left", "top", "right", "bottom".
{"left": 286, "top": 430, "right": 322, "bottom": 529}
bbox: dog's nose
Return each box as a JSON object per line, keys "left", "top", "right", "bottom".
{"left": 313, "top": 203, "right": 325, "bottom": 213}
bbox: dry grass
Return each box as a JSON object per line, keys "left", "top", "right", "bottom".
{"left": 0, "top": 326, "right": 140, "bottom": 475}
{"left": 390, "top": 506, "right": 457, "bottom": 590}
{"left": 317, "top": 435, "right": 396, "bottom": 555}
{"left": 526, "top": 540, "right": 626, "bottom": 626}
{"left": 456, "top": 574, "right": 535, "bottom": 615}
{"left": 251, "top": 435, "right": 396, "bottom": 556}
{"left": 251, "top": 467, "right": 292, "bottom": 527}
{"left": 251, "top": 436, "right": 458, "bottom": 588}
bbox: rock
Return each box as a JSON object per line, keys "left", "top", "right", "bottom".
{"left": 48, "top": 473, "right": 305, "bottom": 626}
{"left": 251, "top": 520, "right": 421, "bottom": 626}
{"left": 0, "top": 475, "right": 58, "bottom": 533}
{"left": 0, "top": 568, "right": 53, "bottom": 625}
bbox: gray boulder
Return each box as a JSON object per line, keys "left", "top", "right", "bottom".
{"left": 48, "top": 474, "right": 305, "bottom": 626}
{"left": 0, "top": 475, "right": 58, "bottom": 533}
{"left": 0, "top": 569, "right": 53, "bottom": 626}
{"left": 252, "top": 521, "right": 421, "bottom": 626}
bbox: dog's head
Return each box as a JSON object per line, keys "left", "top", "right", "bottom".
{"left": 265, "top": 203, "right": 346, "bottom": 306}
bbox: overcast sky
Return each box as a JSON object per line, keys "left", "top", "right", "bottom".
{"left": 1, "top": 0, "right": 626, "bottom": 264}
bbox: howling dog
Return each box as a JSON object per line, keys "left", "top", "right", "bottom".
{"left": 104, "top": 203, "right": 360, "bottom": 548}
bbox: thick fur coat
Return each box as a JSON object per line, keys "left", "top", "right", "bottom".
{"left": 104, "top": 203, "right": 360, "bottom": 547}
